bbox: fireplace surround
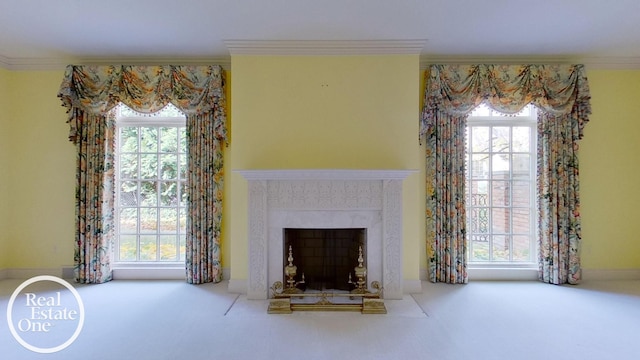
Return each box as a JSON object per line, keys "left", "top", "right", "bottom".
{"left": 236, "top": 169, "right": 415, "bottom": 300}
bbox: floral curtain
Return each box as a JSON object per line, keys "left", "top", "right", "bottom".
{"left": 422, "top": 64, "right": 591, "bottom": 285}
{"left": 58, "top": 65, "right": 227, "bottom": 284}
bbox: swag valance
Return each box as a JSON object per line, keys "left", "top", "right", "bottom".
{"left": 421, "top": 64, "right": 591, "bottom": 140}
{"left": 57, "top": 64, "right": 227, "bottom": 284}
{"left": 57, "top": 64, "right": 227, "bottom": 144}
{"left": 421, "top": 63, "right": 591, "bottom": 285}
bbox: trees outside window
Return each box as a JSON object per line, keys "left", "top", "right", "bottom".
{"left": 115, "top": 104, "right": 186, "bottom": 262}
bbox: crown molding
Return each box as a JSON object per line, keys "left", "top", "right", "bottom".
{"left": 580, "top": 56, "right": 640, "bottom": 70}
{"left": 2, "top": 52, "right": 640, "bottom": 71}
{"left": 0, "top": 56, "right": 231, "bottom": 71}
{"left": 0, "top": 54, "right": 11, "bottom": 69}
{"left": 419, "top": 55, "right": 640, "bottom": 70}
{"left": 224, "top": 39, "right": 427, "bottom": 55}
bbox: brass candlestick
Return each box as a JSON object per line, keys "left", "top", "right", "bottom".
{"left": 283, "top": 245, "right": 304, "bottom": 294}
{"left": 348, "top": 246, "right": 369, "bottom": 294}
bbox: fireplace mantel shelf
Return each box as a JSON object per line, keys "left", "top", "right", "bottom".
{"left": 235, "top": 169, "right": 417, "bottom": 181}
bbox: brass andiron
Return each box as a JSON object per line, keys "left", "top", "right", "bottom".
{"left": 348, "top": 246, "right": 369, "bottom": 295}
{"left": 268, "top": 244, "right": 386, "bottom": 314}
{"left": 283, "top": 245, "right": 305, "bottom": 294}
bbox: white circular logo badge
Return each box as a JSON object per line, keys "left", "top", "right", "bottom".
{"left": 6, "top": 275, "right": 85, "bottom": 354}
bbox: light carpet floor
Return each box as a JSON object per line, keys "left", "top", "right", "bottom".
{"left": 1, "top": 278, "right": 639, "bottom": 360}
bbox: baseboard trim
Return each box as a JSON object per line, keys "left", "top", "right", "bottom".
{"left": 420, "top": 268, "right": 428, "bottom": 281}
{"left": 582, "top": 269, "right": 640, "bottom": 281}
{"left": 228, "top": 279, "right": 247, "bottom": 294}
{"left": 2, "top": 268, "right": 63, "bottom": 279}
{"left": 403, "top": 279, "right": 423, "bottom": 294}
{"left": 0, "top": 266, "right": 230, "bottom": 282}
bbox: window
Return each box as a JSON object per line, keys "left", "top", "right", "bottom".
{"left": 115, "top": 104, "right": 187, "bottom": 263}
{"left": 466, "top": 104, "right": 536, "bottom": 265}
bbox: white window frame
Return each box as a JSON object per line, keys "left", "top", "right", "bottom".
{"left": 466, "top": 104, "right": 537, "bottom": 269}
{"left": 114, "top": 104, "right": 187, "bottom": 267}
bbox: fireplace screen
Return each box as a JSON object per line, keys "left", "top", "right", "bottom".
{"left": 283, "top": 228, "right": 366, "bottom": 292}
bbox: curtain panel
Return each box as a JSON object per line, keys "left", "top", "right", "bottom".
{"left": 58, "top": 65, "right": 227, "bottom": 284}
{"left": 421, "top": 64, "right": 591, "bottom": 285}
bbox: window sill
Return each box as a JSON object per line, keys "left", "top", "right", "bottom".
{"left": 112, "top": 263, "right": 185, "bottom": 280}
{"left": 468, "top": 266, "right": 538, "bottom": 281}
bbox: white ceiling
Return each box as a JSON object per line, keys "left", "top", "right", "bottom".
{"left": 2, "top": 0, "right": 640, "bottom": 69}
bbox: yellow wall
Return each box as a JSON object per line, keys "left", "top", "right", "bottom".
{"left": 0, "top": 68, "right": 10, "bottom": 268}
{"left": 4, "top": 70, "right": 76, "bottom": 270}
{"left": 580, "top": 69, "right": 640, "bottom": 269}
{"left": 1, "top": 63, "right": 639, "bottom": 278}
{"left": 227, "top": 55, "right": 424, "bottom": 282}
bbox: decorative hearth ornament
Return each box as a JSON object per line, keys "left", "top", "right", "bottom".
{"left": 283, "top": 245, "right": 304, "bottom": 294}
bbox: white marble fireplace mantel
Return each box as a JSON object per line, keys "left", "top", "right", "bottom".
{"left": 235, "top": 169, "right": 416, "bottom": 300}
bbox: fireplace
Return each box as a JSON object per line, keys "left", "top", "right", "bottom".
{"left": 236, "top": 169, "right": 414, "bottom": 300}
{"left": 284, "top": 228, "right": 366, "bottom": 292}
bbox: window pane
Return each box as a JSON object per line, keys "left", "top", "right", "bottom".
{"left": 492, "top": 127, "right": 510, "bottom": 152}
{"left": 160, "top": 154, "right": 177, "bottom": 180}
{"left": 160, "top": 208, "right": 178, "bottom": 232}
{"left": 139, "top": 154, "right": 158, "bottom": 179}
{"left": 512, "top": 181, "right": 531, "bottom": 207}
{"left": 492, "top": 235, "right": 510, "bottom": 261}
{"left": 513, "top": 235, "right": 531, "bottom": 262}
{"left": 160, "top": 127, "right": 178, "bottom": 152}
{"left": 179, "top": 128, "right": 187, "bottom": 154}
{"left": 179, "top": 234, "right": 186, "bottom": 261}
{"left": 471, "top": 240, "right": 489, "bottom": 261}
{"left": 471, "top": 127, "right": 490, "bottom": 152}
{"left": 119, "top": 154, "right": 138, "bottom": 179}
{"left": 471, "top": 105, "right": 491, "bottom": 116}
{"left": 140, "top": 208, "right": 157, "bottom": 233}
{"left": 159, "top": 235, "right": 177, "bottom": 261}
{"left": 469, "top": 181, "right": 488, "bottom": 200}
{"left": 180, "top": 182, "right": 188, "bottom": 207}
{"left": 120, "top": 181, "right": 138, "bottom": 206}
{"left": 491, "top": 180, "right": 511, "bottom": 206}
{"left": 160, "top": 181, "right": 179, "bottom": 206}
{"left": 140, "top": 235, "right": 157, "bottom": 261}
{"left": 140, "top": 127, "right": 158, "bottom": 152}
{"left": 512, "top": 208, "right": 531, "bottom": 234}
{"left": 471, "top": 154, "right": 489, "bottom": 179}
{"left": 513, "top": 154, "right": 531, "bottom": 177}
{"left": 179, "top": 154, "right": 187, "bottom": 180}
{"left": 492, "top": 154, "right": 510, "bottom": 176}
{"left": 492, "top": 208, "right": 510, "bottom": 233}
{"left": 119, "top": 235, "right": 137, "bottom": 261}
{"left": 140, "top": 181, "right": 158, "bottom": 206}
{"left": 119, "top": 208, "right": 137, "bottom": 232}
{"left": 513, "top": 127, "right": 530, "bottom": 152}
{"left": 179, "top": 208, "right": 187, "bottom": 233}
{"left": 468, "top": 207, "right": 489, "bottom": 235}
{"left": 120, "top": 127, "right": 139, "bottom": 152}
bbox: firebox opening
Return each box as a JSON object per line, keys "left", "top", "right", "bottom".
{"left": 284, "top": 228, "right": 366, "bottom": 292}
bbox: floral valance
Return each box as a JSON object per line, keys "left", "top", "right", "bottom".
{"left": 58, "top": 64, "right": 227, "bottom": 144}
{"left": 421, "top": 64, "right": 591, "bottom": 139}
